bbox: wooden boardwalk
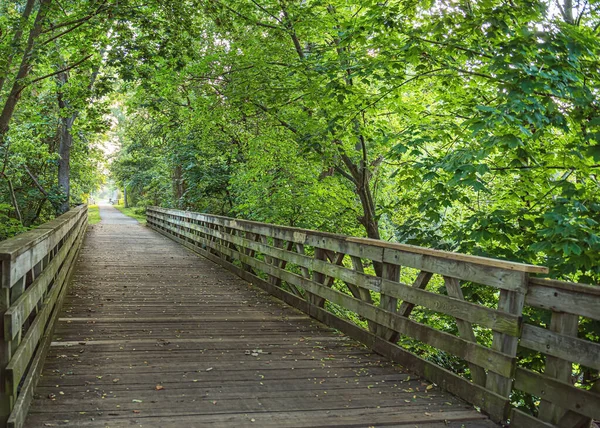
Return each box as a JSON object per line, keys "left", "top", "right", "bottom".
{"left": 24, "top": 205, "right": 496, "bottom": 427}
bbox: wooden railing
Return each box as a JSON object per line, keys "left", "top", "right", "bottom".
{"left": 511, "top": 277, "right": 600, "bottom": 427}
{"left": 0, "top": 205, "right": 87, "bottom": 428}
{"left": 147, "top": 207, "right": 600, "bottom": 426}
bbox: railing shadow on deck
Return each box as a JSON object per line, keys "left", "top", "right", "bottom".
{"left": 147, "top": 206, "right": 600, "bottom": 428}
{"left": 0, "top": 205, "right": 87, "bottom": 428}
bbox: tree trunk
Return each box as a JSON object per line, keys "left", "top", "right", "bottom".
{"left": 56, "top": 70, "right": 75, "bottom": 214}
{"left": 0, "top": 0, "right": 52, "bottom": 145}
{"left": 173, "top": 164, "right": 184, "bottom": 207}
{"left": 124, "top": 184, "right": 128, "bottom": 208}
{"left": 57, "top": 114, "right": 74, "bottom": 214}
{"left": 56, "top": 52, "right": 103, "bottom": 214}
{"left": 0, "top": 0, "right": 36, "bottom": 95}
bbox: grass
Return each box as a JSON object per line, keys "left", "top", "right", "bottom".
{"left": 113, "top": 203, "right": 147, "bottom": 225}
{"left": 88, "top": 205, "right": 101, "bottom": 225}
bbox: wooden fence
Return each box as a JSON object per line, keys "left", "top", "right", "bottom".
{"left": 0, "top": 205, "right": 87, "bottom": 428}
{"left": 147, "top": 206, "right": 600, "bottom": 426}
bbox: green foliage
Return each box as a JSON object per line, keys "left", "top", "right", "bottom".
{"left": 0, "top": 203, "right": 28, "bottom": 240}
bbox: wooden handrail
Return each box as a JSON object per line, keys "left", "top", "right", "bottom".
{"left": 0, "top": 205, "right": 88, "bottom": 428}
{"left": 147, "top": 207, "right": 548, "bottom": 273}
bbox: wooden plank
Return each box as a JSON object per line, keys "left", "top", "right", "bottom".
{"left": 176, "top": 232, "right": 515, "bottom": 378}
{"left": 346, "top": 256, "right": 376, "bottom": 334}
{"left": 539, "top": 313, "right": 579, "bottom": 423}
{"left": 0, "top": 229, "right": 51, "bottom": 290}
{"left": 380, "top": 278, "right": 520, "bottom": 336}
{"left": 514, "top": 368, "right": 600, "bottom": 420}
{"left": 444, "top": 276, "right": 487, "bottom": 387}
{"left": 4, "top": 217, "right": 84, "bottom": 339}
{"left": 398, "top": 270, "right": 432, "bottom": 317}
{"left": 310, "top": 247, "right": 327, "bottom": 307}
{"left": 269, "top": 238, "right": 285, "bottom": 287}
{"left": 294, "top": 244, "right": 310, "bottom": 280}
{"left": 160, "top": 219, "right": 520, "bottom": 336}
{"left": 520, "top": 324, "right": 600, "bottom": 371}
{"left": 5, "top": 221, "right": 83, "bottom": 394}
{"left": 154, "top": 208, "right": 385, "bottom": 262}
{"left": 23, "top": 206, "right": 494, "bottom": 428}
{"left": 485, "top": 286, "right": 526, "bottom": 403}
{"left": 510, "top": 408, "right": 556, "bottom": 428}
{"left": 378, "top": 262, "right": 399, "bottom": 341}
{"left": 0, "top": 284, "right": 12, "bottom": 426}
{"left": 557, "top": 381, "right": 599, "bottom": 428}
{"left": 186, "top": 221, "right": 383, "bottom": 292}
{"left": 148, "top": 206, "right": 546, "bottom": 274}
{"left": 529, "top": 277, "right": 600, "bottom": 296}
{"left": 526, "top": 282, "right": 600, "bottom": 320}
{"left": 163, "top": 227, "right": 509, "bottom": 423}
{"left": 7, "top": 223, "right": 85, "bottom": 428}
{"left": 0, "top": 206, "right": 85, "bottom": 290}
{"left": 383, "top": 247, "right": 529, "bottom": 292}
{"left": 351, "top": 236, "right": 547, "bottom": 274}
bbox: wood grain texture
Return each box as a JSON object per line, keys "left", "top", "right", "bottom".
{"left": 1, "top": 206, "right": 87, "bottom": 428}
{"left": 146, "top": 207, "right": 547, "bottom": 274}
{"left": 148, "top": 207, "right": 600, "bottom": 427}
{"left": 151, "top": 221, "right": 510, "bottom": 423}
{"left": 514, "top": 368, "right": 600, "bottom": 420}
{"left": 21, "top": 205, "right": 497, "bottom": 428}
{"left": 520, "top": 324, "right": 600, "bottom": 371}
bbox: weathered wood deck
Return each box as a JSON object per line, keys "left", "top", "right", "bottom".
{"left": 24, "top": 205, "right": 495, "bottom": 427}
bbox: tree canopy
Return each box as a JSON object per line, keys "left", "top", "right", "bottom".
{"left": 1, "top": 0, "right": 598, "bottom": 274}
{"left": 104, "top": 0, "right": 600, "bottom": 283}
{"left": 2, "top": 0, "right": 599, "bottom": 412}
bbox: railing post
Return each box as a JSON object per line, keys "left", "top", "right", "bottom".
{"left": 538, "top": 311, "right": 579, "bottom": 423}
{"left": 485, "top": 272, "right": 529, "bottom": 422}
{"left": 0, "top": 260, "right": 12, "bottom": 428}
{"left": 378, "top": 262, "right": 400, "bottom": 341}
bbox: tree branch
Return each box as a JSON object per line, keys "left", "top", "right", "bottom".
{"left": 26, "top": 54, "right": 93, "bottom": 87}
{"left": 210, "top": 0, "right": 284, "bottom": 30}
{"left": 413, "top": 36, "right": 494, "bottom": 59}
{"left": 24, "top": 165, "right": 49, "bottom": 197}
{"left": 41, "top": 2, "right": 108, "bottom": 34}
{"left": 0, "top": 171, "right": 23, "bottom": 223}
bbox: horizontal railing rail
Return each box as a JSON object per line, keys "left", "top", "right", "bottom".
{"left": 0, "top": 205, "right": 88, "bottom": 428}
{"left": 147, "top": 207, "right": 600, "bottom": 426}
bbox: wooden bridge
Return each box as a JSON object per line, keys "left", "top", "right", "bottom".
{"left": 0, "top": 205, "right": 598, "bottom": 428}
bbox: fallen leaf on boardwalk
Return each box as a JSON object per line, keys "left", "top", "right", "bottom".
{"left": 212, "top": 401, "right": 217, "bottom": 405}
{"left": 425, "top": 412, "right": 431, "bottom": 416}
{"left": 132, "top": 399, "right": 143, "bottom": 403}
{"left": 133, "top": 410, "right": 140, "bottom": 414}
{"left": 206, "top": 367, "right": 213, "bottom": 372}
{"left": 112, "top": 378, "right": 120, "bottom": 383}
{"left": 155, "top": 385, "right": 164, "bottom": 390}
{"left": 426, "top": 384, "right": 434, "bottom": 390}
